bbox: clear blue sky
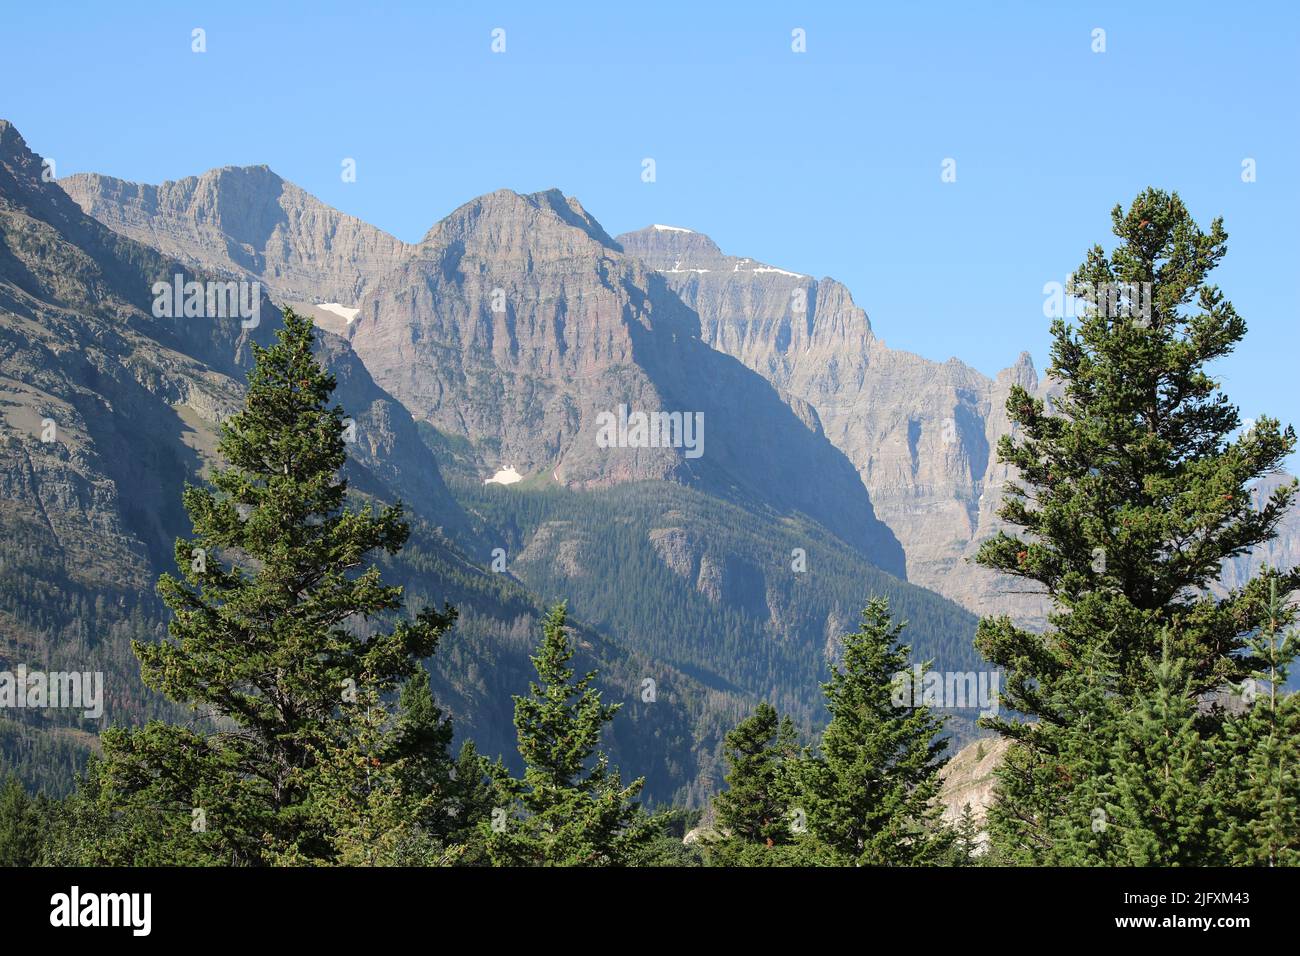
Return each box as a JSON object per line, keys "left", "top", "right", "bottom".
{"left": 4, "top": 1, "right": 1297, "bottom": 465}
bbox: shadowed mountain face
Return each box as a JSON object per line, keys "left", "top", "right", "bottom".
{"left": 344, "top": 188, "right": 905, "bottom": 571}
{"left": 65, "top": 172, "right": 907, "bottom": 573}
{"left": 617, "top": 225, "right": 1060, "bottom": 624}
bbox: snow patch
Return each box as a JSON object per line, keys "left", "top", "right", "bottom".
{"left": 751, "top": 267, "right": 807, "bottom": 278}
{"left": 661, "top": 259, "right": 711, "bottom": 274}
{"left": 652, "top": 224, "right": 694, "bottom": 233}
{"left": 731, "top": 258, "right": 806, "bottom": 279}
{"left": 317, "top": 302, "right": 361, "bottom": 323}
{"left": 484, "top": 466, "right": 523, "bottom": 486}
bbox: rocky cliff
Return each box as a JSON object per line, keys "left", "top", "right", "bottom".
{"left": 60, "top": 166, "right": 410, "bottom": 306}
{"left": 344, "top": 188, "right": 905, "bottom": 570}
{"left": 618, "top": 225, "right": 1055, "bottom": 623}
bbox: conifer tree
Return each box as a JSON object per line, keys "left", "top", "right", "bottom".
{"left": 444, "top": 739, "right": 507, "bottom": 865}
{"left": 712, "top": 702, "right": 799, "bottom": 848}
{"left": 949, "top": 803, "right": 981, "bottom": 865}
{"left": 795, "top": 599, "right": 951, "bottom": 865}
{"left": 1106, "top": 643, "right": 1215, "bottom": 866}
{"left": 1214, "top": 578, "right": 1300, "bottom": 865}
{"left": 975, "top": 189, "right": 1297, "bottom": 861}
{"left": 390, "top": 669, "right": 459, "bottom": 840}
{"left": 0, "top": 774, "right": 46, "bottom": 866}
{"left": 486, "top": 603, "right": 650, "bottom": 866}
{"left": 85, "top": 308, "right": 457, "bottom": 864}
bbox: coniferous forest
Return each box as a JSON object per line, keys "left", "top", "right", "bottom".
{"left": 2, "top": 190, "right": 1295, "bottom": 870}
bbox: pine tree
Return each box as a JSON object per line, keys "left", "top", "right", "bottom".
{"left": 0, "top": 774, "right": 46, "bottom": 866}
{"left": 949, "top": 803, "right": 981, "bottom": 865}
{"left": 1215, "top": 578, "right": 1300, "bottom": 865}
{"left": 794, "top": 599, "right": 951, "bottom": 866}
{"left": 975, "top": 189, "right": 1297, "bottom": 862}
{"left": 1106, "top": 642, "right": 1215, "bottom": 866}
{"left": 390, "top": 668, "right": 458, "bottom": 841}
{"left": 711, "top": 702, "right": 800, "bottom": 849}
{"left": 84, "top": 308, "right": 457, "bottom": 864}
{"left": 487, "top": 603, "right": 651, "bottom": 866}
{"left": 987, "top": 640, "right": 1121, "bottom": 865}
{"left": 444, "top": 739, "right": 508, "bottom": 865}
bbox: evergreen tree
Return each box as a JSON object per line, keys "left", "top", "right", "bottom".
{"left": 390, "top": 668, "right": 459, "bottom": 841}
{"left": 445, "top": 740, "right": 511, "bottom": 866}
{"left": 487, "top": 603, "right": 651, "bottom": 866}
{"left": 1214, "top": 579, "right": 1300, "bottom": 865}
{"left": 794, "top": 599, "right": 951, "bottom": 866}
{"left": 975, "top": 189, "right": 1297, "bottom": 861}
{"left": 80, "top": 308, "right": 457, "bottom": 864}
{"left": 1106, "top": 643, "right": 1215, "bottom": 866}
{"left": 711, "top": 702, "right": 800, "bottom": 848}
{"left": 949, "top": 803, "right": 981, "bottom": 865}
{"left": 0, "top": 774, "right": 46, "bottom": 866}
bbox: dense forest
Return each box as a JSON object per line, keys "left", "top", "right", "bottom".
{"left": 1, "top": 190, "right": 1297, "bottom": 866}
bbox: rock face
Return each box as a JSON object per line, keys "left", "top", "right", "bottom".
{"left": 937, "top": 735, "right": 1011, "bottom": 845}
{"left": 618, "top": 226, "right": 1055, "bottom": 624}
{"left": 60, "top": 167, "right": 409, "bottom": 306}
{"left": 1221, "top": 471, "right": 1300, "bottom": 593}
{"left": 344, "top": 188, "right": 905, "bottom": 570}
{"left": 2, "top": 119, "right": 749, "bottom": 804}
{"left": 62, "top": 174, "right": 906, "bottom": 573}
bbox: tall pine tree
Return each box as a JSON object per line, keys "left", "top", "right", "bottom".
{"left": 486, "top": 603, "right": 651, "bottom": 866}
{"left": 83, "top": 308, "right": 457, "bottom": 864}
{"left": 794, "top": 598, "right": 951, "bottom": 866}
{"left": 975, "top": 189, "right": 1297, "bottom": 863}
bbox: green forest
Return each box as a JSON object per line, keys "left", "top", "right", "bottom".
{"left": 2, "top": 189, "right": 1297, "bottom": 866}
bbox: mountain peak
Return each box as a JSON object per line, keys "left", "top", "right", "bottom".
{"left": 997, "top": 351, "right": 1039, "bottom": 390}
{"left": 420, "top": 187, "right": 621, "bottom": 254}
{"left": 60, "top": 162, "right": 408, "bottom": 305}
{"left": 0, "top": 118, "right": 44, "bottom": 181}
{"left": 617, "top": 224, "right": 724, "bottom": 266}
{"left": 0, "top": 118, "right": 25, "bottom": 155}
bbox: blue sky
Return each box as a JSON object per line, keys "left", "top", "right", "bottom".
{"left": 4, "top": 1, "right": 1297, "bottom": 464}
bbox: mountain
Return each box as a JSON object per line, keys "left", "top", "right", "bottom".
{"left": 64, "top": 173, "right": 907, "bottom": 571}
{"left": 0, "top": 120, "right": 747, "bottom": 804}
{"left": 344, "top": 187, "right": 905, "bottom": 570}
{"left": 59, "top": 166, "right": 409, "bottom": 308}
{"left": 46, "top": 148, "right": 1013, "bottom": 798}
{"left": 616, "top": 225, "right": 1059, "bottom": 623}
